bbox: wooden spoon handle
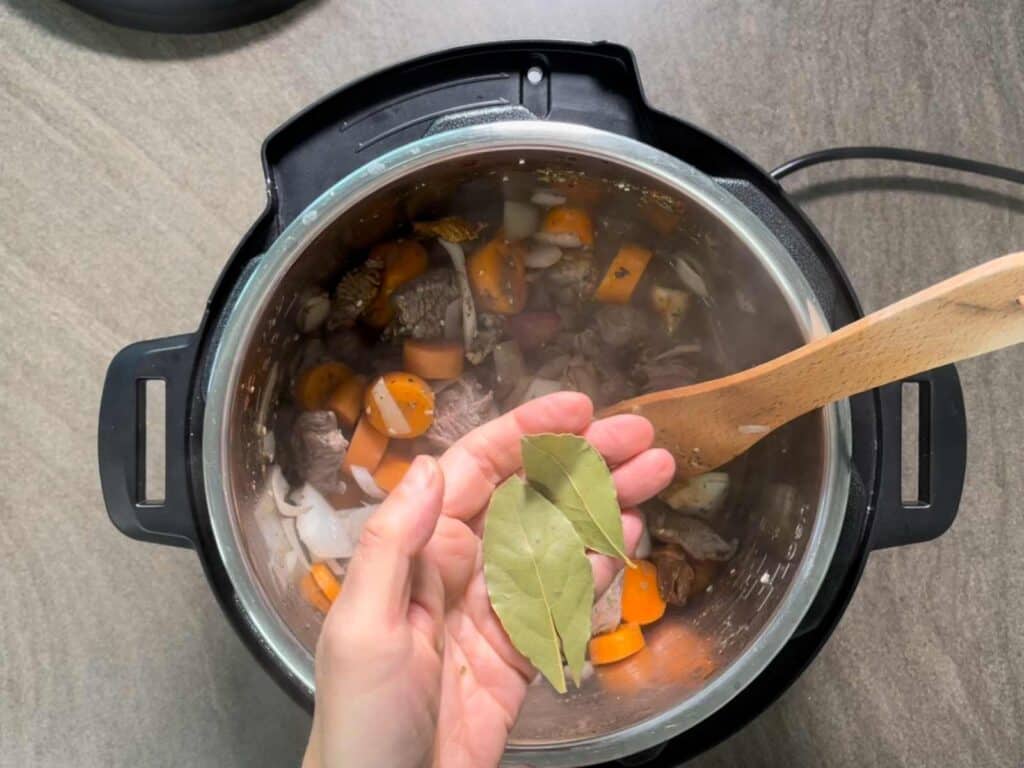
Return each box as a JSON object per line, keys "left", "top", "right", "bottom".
{"left": 753, "top": 251, "right": 1024, "bottom": 424}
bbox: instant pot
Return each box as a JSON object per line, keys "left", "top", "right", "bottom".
{"left": 97, "top": 42, "right": 967, "bottom": 766}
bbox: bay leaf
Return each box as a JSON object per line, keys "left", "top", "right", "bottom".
{"left": 522, "top": 434, "right": 634, "bottom": 564}
{"left": 483, "top": 476, "right": 594, "bottom": 691}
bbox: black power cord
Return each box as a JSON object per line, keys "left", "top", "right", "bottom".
{"left": 770, "top": 146, "right": 1024, "bottom": 186}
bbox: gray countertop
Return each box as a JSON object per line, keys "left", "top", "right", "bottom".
{"left": 2, "top": 1, "right": 1022, "bottom": 766}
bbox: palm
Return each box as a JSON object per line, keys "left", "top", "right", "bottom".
{"left": 309, "top": 393, "right": 674, "bottom": 768}
{"left": 422, "top": 395, "right": 670, "bottom": 768}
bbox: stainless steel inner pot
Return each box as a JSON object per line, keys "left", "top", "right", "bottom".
{"left": 202, "top": 121, "right": 851, "bottom": 766}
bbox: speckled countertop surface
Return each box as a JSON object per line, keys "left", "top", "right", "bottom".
{"left": 2, "top": 1, "right": 1022, "bottom": 765}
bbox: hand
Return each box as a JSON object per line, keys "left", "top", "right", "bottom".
{"left": 302, "top": 392, "right": 676, "bottom": 768}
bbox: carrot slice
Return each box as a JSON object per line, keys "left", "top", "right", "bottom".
{"left": 373, "top": 451, "right": 414, "bottom": 493}
{"left": 594, "top": 244, "right": 653, "bottom": 304}
{"left": 363, "top": 240, "right": 429, "bottom": 327}
{"left": 363, "top": 372, "right": 435, "bottom": 438}
{"left": 300, "top": 571, "right": 333, "bottom": 614}
{"left": 641, "top": 202, "right": 680, "bottom": 235}
{"left": 620, "top": 561, "right": 667, "bottom": 625}
{"left": 403, "top": 339, "right": 465, "bottom": 380}
{"left": 343, "top": 416, "right": 389, "bottom": 474}
{"left": 540, "top": 206, "right": 594, "bottom": 248}
{"left": 294, "top": 361, "right": 352, "bottom": 411}
{"left": 589, "top": 622, "right": 646, "bottom": 666}
{"left": 326, "top": 374, "right": 368, "bottom": 429}
{"left": 310, "top": 562, "right": 342, "bottom": 603}
{"left": 553, "top": 178, "right": 604, "bottom": 207}
{"left": 468, "top": 236, "right": 528, "bottom": 314}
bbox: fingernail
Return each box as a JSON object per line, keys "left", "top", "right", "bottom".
{"left": 403, "top": 455, "right": 435, "bottom": 491}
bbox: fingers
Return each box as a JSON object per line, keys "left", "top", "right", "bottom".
{"left": 612, "top": 448, "right": 676, "bottom": 508}
{"left": 581, "top": 415, "right": 655, "bottom": 468}
{"left": 439, "top": 392, "right": 593, "bottom": 520}
{"left": 339, "top": 456, "right": 445, "bottom": 626}
{"left": 591, "top": 509, "right": 644, "bottom": 596}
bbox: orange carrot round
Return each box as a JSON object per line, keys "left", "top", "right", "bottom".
{"left": 363, "top": 240, "right": 429, "bottom": 327}
{"left": 326, "top": 374, "right": 368, "bottom": 429}
{"left": 620, "top": 560, "right": 667, "bottom": 625}
{"left": 373, "top": 451, "right": 414, "bottom": 493}
{"left": 300, "top": 571, "right": 333, "bottom": 614}
{"left": 310, "top": 562, "right": 342, "bottom": 603}
{"left": 294, "top": 361, "right": 352, "bottom": 411}
{"left": 468, "top": 236, "right": 528, "bottom": 314}
{"left": 594, "top": 244, "right": 653, "bottom": 304}
{"left": 589, "top": 622, "right": 646, "bottom": 666}
{"left": 343, "top": 416, "right": 389, "bottom": 474}
{"left": 364, "top": 372, "right": 435, "bottom": 438}
{"left": 540, "top": 206, "right": 594, "bottom": 248}
{"left": 403, "top": 339, "right": 465, "bottom": 380}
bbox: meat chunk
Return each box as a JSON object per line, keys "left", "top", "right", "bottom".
{"left": 424, "top": 375, "right": 499, "bottom": 451}
{"left": 647, "top": 509, "right": 738, "bottom": 562}
{"left": 651, "top": 544, "right": 695, "bottom": 606}
{"left": 467, "top": 313, "right": 505, "bottom": 365}
{"left": 290, "top": 411, "right": 348, "bottom": 495}
{"left": 546, "top": 249, "right": 598, "bottom": 306}
{"left": 591, "top": 569, "right": 624, "bottom": 636}
{"left": 594, "top": 304, "right": 651, "bottom": 348}
{"left": 385, "top": 269, "right": 461, "bottom": 340}
{"left": 326, "top": 255, "right": 384, "bottom": 331}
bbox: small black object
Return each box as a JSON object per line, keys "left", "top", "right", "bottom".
{"left": 63, "top": 0, "right": 306, "bottom": 33}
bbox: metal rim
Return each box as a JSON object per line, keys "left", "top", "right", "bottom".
{"left": 202, "top": 121, "right": 852, "bottom": 765}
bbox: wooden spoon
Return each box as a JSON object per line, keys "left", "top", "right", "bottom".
{"left": 601, "top": 251, "right": 1024, "bottom": 477}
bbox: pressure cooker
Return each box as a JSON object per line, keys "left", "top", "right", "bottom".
{"left": 97, "top": 42, "right": 967, "bottom": 766}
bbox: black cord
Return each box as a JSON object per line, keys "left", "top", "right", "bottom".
{"left": 770, "top": 146, "right": 1024, "bottom": 186}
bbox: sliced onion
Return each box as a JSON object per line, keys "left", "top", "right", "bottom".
{"left": 350, "top": 465, "right": 387, "bottom": 500}
{"left": 670, "top": 253, "right": 710, "bottom": 301}
{"left": 297, "top": 291, "right": 331, "bottom": 334}
{"left": 270, "top": 465, "right": 309, "bottom": 517}
{"left": 524, "top": 243, "right": 562, "bottom": 269}
{"left": 370, "top": 376, "right": 411, "bottom": 437}
{"left": 635, "top": 522, "right": 652, "bottom": 560}
{"left": 534, "top": 231, "right": 583, "bottom": 249}
{"left": 296, "top": 487, "right": 379, "bottom": 561}
{"left": 653, "top": 342, "right": 702, "bottom": 361}
{"left": 442, "top": 298, "right": 463, "bottom": 341}
{"left": 530, "top": 189, "right": 567, "bottom": 207}
{"left": 260, "top": 431, "right": 276, "bottom": 464}
{"left": 439, "top": 239, "right": 478, "bottom": 354}
{"left": 281, "top": 517, "right": 311, "bottom": 571}
{"left": 503, "top": 200, "right": 540, "bottom": 240}
{"left": 255, "top": 361, "right": 279, "bottom": 444}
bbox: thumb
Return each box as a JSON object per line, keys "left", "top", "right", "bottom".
{"left": 340, "top": 456, "right": 444, "bottom": 625}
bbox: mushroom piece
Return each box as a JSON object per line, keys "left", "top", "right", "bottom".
{"left": 290, "top": 410, "right": 349, "bottom": 495}
{"left": 651, "top": 544, "right": 695, "bottom": 606}
{"left": 647, "top": 509, "right": 738, "bottom": 562}
{"left": 424, "top": 375, "right": 499, "bottom": 451}
{"left": 385, "top": 268, "right": 461, "bottom": 341}
{"left": 326, "top": 254, "right": 385, "bottom": 331}
{"left": 594, "top": 304, "right": 651, "bottom": 348}
{"left": 545, "top": 249, "right": 598, "bottom": 303}
{"left": 591, "top": 569, "right": 625, "bottom": 636}
{"left": 633, "top": 347, "right": 699, "bottom": 394}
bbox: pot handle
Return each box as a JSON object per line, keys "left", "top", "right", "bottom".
{"left": 98, "top": 334, "right": 198, "bottom": 548}
{"left": 870, "top": 364, "right": 967, "bottom": 550}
